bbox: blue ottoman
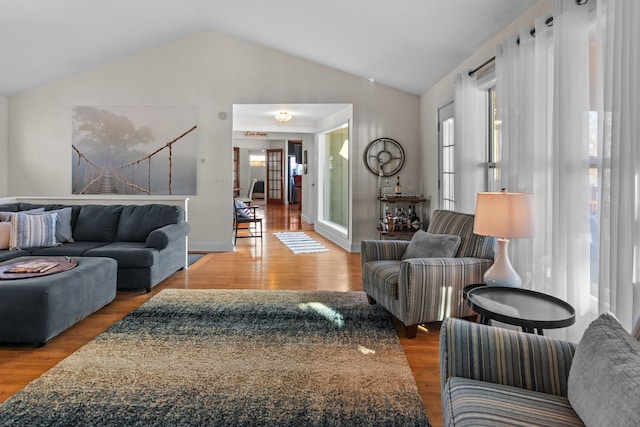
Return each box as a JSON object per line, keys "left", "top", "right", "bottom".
{"left": 0, "top": 256, "right": 117, "bottom": 346}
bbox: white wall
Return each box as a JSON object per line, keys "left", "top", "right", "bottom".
{"left": 0, "top": 96, "right": 7, "bottom": 196}
{"left": 420, "top": 0, "right": 552, "bottom": 217}
{"left": 7, "top": 29, "right": 419, "bottom": 252}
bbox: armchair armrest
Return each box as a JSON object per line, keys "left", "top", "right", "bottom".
{"left": 399, "top": 257, "right": 492, "bottom": 322}
{"left": 145, "top": 222, "right": 190, "bottom": 250}
{"left": 440, "top": 317, "right": 576, "bottom": 397}
{"left": 361, "top": 240, "right": 409, "bottom": 265}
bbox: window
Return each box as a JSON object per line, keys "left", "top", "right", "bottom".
{"left": 438, "top": 102, "right": 455, "bottom": 210}
{"left": 487, "top": 87, "right": 501, "bottom": 191}
{"left": 249, "top": 154, "right": 265, "bottom": 167}
{"left": 588, "top": 31, "right": 602, "bottom": 297}
{"left": 319, "top": 123, "right": 349, "bottom": 229}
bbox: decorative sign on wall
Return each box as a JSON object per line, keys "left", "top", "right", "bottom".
{"left": 243, "top": 131, "right": 268, "bottom": 137}
{"left": 71, "top": 106, "right": 198, "bottom": 195}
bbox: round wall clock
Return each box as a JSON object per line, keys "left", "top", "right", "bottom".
{"left": 363, "top": 137, "right": 405, "bottom": 177}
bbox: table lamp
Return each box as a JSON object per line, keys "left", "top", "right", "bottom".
{"left": 473, "top": 190, "right": 534, "bottom": 287}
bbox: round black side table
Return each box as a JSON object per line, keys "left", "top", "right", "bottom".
{"left": 465, "top": 285, "right": 575, "bottom": 335}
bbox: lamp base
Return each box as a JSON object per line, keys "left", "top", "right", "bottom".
{"left": 483, "top": 238, "right": 522, "bottom": 288}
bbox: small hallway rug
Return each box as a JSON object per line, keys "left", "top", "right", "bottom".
{"left": 0, "top": 290, "right": 430, "bottom": 426}
{"left": 273, "top": 231, "right": 329, "bottom": 254}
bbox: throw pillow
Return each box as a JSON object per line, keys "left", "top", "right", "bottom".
{"left": 234, "top": 199, "right": 252, "bottom": 218}
{"left": 42, "top": 207, "right": 74, "bottom": 243}
{"left": 402, "top": 230, "right": 461, "bottom": 260}
{"left": 9, "top": 212, "right": 58, "bottom": 250}
{"left": 567, "top": 312, "right": 640, "bottom": 426}
{"left": 0, "top": 222, "right": 10, "bottom": 249}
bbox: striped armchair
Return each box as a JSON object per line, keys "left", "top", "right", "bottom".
{"left": 440, "top": 315, "right": 640, "bottom": 426}
{"left": 361, "top": 210, "right": 494, "bottom": 338}
{"left": 440, "top": 318, "right": 578, "bottom": 426}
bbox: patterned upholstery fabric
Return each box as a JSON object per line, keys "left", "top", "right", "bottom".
{"left": 427, "top": 210, "right": 495, "bottom": 259}
{"left": 441, "top": 316, "right": 640, "bottom": 426}
{"left": 361, "top": 260, "right": 401, "bottom": 298}
{"left": 443, "top": 377, "right": 583, "bottom": 427}
{"left": 361, "top": 210, "right": 495, "bottom": 336}
{"left": 440, "top": 317, "right": 576, "bottom": 397}
{"left": 9, "top": 212, "right": 58, "bottom": 250}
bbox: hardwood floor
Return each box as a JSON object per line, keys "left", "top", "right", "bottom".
{"left": 0, "top": 201, "right": 444, "bottom": 426}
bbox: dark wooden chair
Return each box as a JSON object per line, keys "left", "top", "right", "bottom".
{"left": 233, "top": 203, "right": 263, "bottom": 245}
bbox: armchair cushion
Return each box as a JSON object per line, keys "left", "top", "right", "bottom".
{"left": 402, "top": 230, "right": 461, "bottom": 260}
{"left": 362, "top": 260, "right": 401, "bottom": 298}
{"left": 567, "top": 313, "right": 640, "bottom": 426}
{"left": 443, "top": 377, "right": 580, "bottom": 427}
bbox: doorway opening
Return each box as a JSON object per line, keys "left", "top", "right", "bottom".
{"left": 231, "top": 104, "right": 352, "bottom": 246}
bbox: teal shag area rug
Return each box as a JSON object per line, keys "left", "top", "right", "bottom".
{"left": 0, "top": 290, "right": 430, "bottom": 426}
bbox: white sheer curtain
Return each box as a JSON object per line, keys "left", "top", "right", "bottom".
{"left": 453, "top": 72, "right": 485, "bottom": 214}
{"left": 530, "top": 17, "right": 555, "bottom": 297}
{"left": 495, "top": 28, "right": 537, "bottom": 288}
{"left": 496, "top": 0, "right": 640, "bottom": 339}
{"left": 551, "top": 0, "right": 594, "bottom": 340}
{"left": 596, "top": 0, "right": 640, "bottom": 330}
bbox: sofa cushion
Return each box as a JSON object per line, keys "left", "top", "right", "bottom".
{"left": 443, "top": 377, "right": 583, "bottom": 427}
{"left": 73, "top": 205, "right": 123, "bottom": 242}
{"left": 116, "top": 204, "right": 183, "bottom": 242}
{"left": 362, "top": 260, "right": 401, "bottom": 299}
{"left": 0, "top": 223, "right": 10, "bottom": 249}
{"left": 0, "top": 203, "right": 20, "bottom": 213}
{"left": 9, "top": 212, "right": 58, "bottom": 250}
{"left": 402, "top": 230, "right": 461, "bottom": 260}
{"left": 84, "top": 242, "right": 157, "bottom": 268}
{"left": 31, "top": 242, "right": 108, "bottom": 257}
{"left": 568, "top": 312, "right": 640, "bottom": 426}
{"left": 0, "top": 207, "right": 44, "bottom": 222}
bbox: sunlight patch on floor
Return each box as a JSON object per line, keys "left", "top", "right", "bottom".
{"left": 298, "top": 302, "right": 344, "bottom": 327}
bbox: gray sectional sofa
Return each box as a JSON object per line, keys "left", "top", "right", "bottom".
{"left": 0, "top": 202, "right": 190, "bottom": 291}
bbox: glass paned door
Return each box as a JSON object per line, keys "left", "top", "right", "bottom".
{"left": 438, "top": 102, "right": 455, "bottom": 210}
{"left": 267, "top": 149, "right": 283, "bottom": 204}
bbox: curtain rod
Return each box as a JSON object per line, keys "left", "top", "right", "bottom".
{"left": 468, "top": 56, "right": 495, "bottom": 77}
{"left": 468, "top": 0, "right": 588, "bottom": 77}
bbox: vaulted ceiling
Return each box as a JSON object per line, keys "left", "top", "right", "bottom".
{"left": 0, "top": 0, "right": 537, "bottom": 97}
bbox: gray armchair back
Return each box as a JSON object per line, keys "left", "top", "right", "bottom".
{"left": 361, "top": 210, "right": 495, "bottom": 338}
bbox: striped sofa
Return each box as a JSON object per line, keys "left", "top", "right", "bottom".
{"left": 361, "top": 210, "right": 495, "bottom": 338}
{"left": 440, "top": 314, "right": 640, "bottom": 426}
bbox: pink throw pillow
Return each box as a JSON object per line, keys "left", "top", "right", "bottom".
{"left": 0, "top": 222, "right": 10, "bottom": 249}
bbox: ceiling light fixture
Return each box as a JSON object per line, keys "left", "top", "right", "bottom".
{"left": 275, "top": 112, "right": 292, "bottom": 122}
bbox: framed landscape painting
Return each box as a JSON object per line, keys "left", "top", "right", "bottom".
{"left": 72, "top": 106, "right": 198, "bottom": 195}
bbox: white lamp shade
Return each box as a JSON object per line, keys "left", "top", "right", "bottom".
{"left": 474, "top": 191, "right": 534, "bottom": 238}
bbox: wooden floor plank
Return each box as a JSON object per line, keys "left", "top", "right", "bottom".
{"left": 0, "top": 202, "right": 443, "bottom": 426}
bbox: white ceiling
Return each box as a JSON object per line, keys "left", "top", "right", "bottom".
{"left": 233, "top": 103, "right": 350, "bottom": 133}
{"left": 0, "top": 0, "right": 537, "bottom": 97}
